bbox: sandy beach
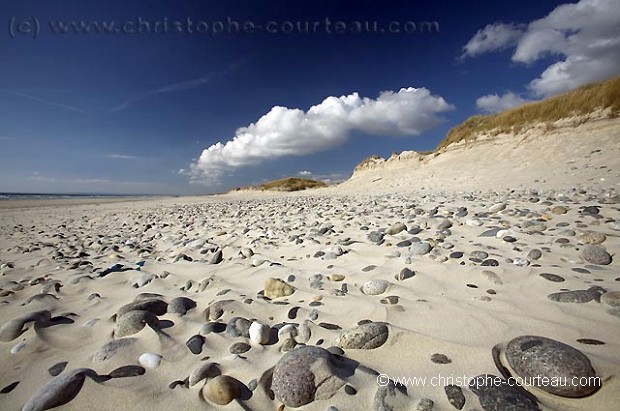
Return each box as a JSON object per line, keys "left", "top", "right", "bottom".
{"left": 1, "top": 116, "right": 619, "bottom": 411}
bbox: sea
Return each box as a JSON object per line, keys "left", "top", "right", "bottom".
{"left": 0, "top": 192, "right": 156, "bottom": 200}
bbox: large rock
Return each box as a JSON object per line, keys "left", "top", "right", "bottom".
{"left": 114, "top": 310, "right": 159, "bottom": 338}
{"left": 504, "top": 335, "right": 600, "bottom": 397}
{"left": 22, "top": 368, "right": 108, "bottom": 411}
{"left": 272, "top": 346, "right": 346, "bottom": 407}
{"left": 336, "top": 322, "right": 388, "bottom": 349}
{"left": 0, "top": 310, "right": 51, "bottom": 342}
{"left": 362, "top": 280, "right": 389, "bottom": 296}
{"left": 580, "top": 245, "right": 612, "bottom": 265}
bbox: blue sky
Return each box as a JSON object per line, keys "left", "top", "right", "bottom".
{"left": 1, "top": 0, "right": 619, "bottom": 194}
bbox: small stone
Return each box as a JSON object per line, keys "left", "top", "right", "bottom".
{"left": 202, "top": 375, "right": 242, "bottom": 405}
{"left": 264, "top": 278, "right": 295, "bottom": 299}
{"left": 380, "top": 296, "right": 399, "bottom": 305}
{"left": 0, "top": 381, "right": 19, "bottom": 394}
{"left": 548, "top": 289, "right": 599, "bottom": 303}
{"left": 48, "top": 362, "right": 68, "bottom": 376}
{"left": 410, "top": 242, "right": 432, "bottom": 255}
{"left": 539, "top": 273, "right": 565, "bottom": 282}
{"left": 577, "top": 232, "right": 606, "bottom": 245}
{"left": 527, "top": 249, "right": 542, "bottom": 260}
{"left": 114, "top": 310, "right": 159, "bottom": 338}
{"left": 386, "top": 222, "right": 407, "bottom": 235}
{"left": 189, "top": 362, "right": 220, "bottom": 387}
{"left": 168, "top": 297, "right": 197, "bottom": 316}
{"left": 138, "top": 353, "right": 162, "bottom": 369}
{"left": 249, "top": 321, "right": 271, "bottom": 345}
{"left": 186, "top": 334, "right": 205, "bottom": 355}
{"left": 481, "top": 259, "right": 499, "bottom": 267}
{"left": 469, "top": 375, "right": 540, "bottom": 411}
{"left": 601, "top": 291, "right": 620, "bottom": 308}
{"left": 413, "top": 398, "right": 434, "bottom": 411}
{"left": 444, "top": 385, "right": 465, "bottom": 409}
{"left": 336, "top": 322, "right": 388, "bottom": 349}
{"left": 368, "top": 231, "right": 385, "bottom": 244}
{"left": 471, "top": 251, "right": 489, "bottom": 260}
{"left": 108, "top": 365, "right": 145, "bottom": 378}
{"left": 395, "top": 268, "right": 415, "bottom": 281}
{"left": 551, "top": 206, "right": 568, "bottom": 214}
{"left": 431, "top": 353, "right": 451, "bottom": 364}
{"left": 226, "top": 317, "right": 252, "bottom": 338}
{"left": 229, "top": 342, "right": 251, "bottom": 354}
{"left": 580, "top": 245, "right": 612, "bottom": 265}
{"left": 362, "top": 280, "right": 389, "bottom": 296}
{"left": 489, "top": 203, "right": 506, "bottom": 213}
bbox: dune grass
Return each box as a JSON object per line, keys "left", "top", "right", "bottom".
{"left": 436, "top": 75, "right": 620, "bottom": 151}
{"left": 235, "top": 177, "right": 327, "bottom": 192}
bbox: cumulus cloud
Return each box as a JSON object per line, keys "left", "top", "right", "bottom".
{"left": 463, "top": 0, "right": 620, "bottom": 96}
{"left": 476, "top": 92, "right": 532, "bottom": 113}
{"left": 461, "top": 23, "right": 525, "bottom": 58}
{"left": 298, "top": 170, "right": 312, "bottom": 176}
{"left": 185, "top": 87, "right": 453, "bottom": 186}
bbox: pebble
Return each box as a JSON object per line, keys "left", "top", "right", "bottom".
{"left": 386, "top": 222, "right": 407, "bottom": 235}
{"left": 410, "top": 242, "right": 432, "bottom": 255}
{"left": 577, "top": 232, "right": 606, "bottom": 245}
{"left": 264, "top": 278, "right": 295, "bottom": 299}
{"left": 272, "top": 346, "right": 345, "bottom": 407}
{"left": 226, "top": 317, "right": 252, "bottom": 338}
{"left": 503, "top": 335, "right": 600, "bottom": 397}
{"left": 444, "top": 385, "right": 465, "bottom": 409}
{"left": 336, "top": 322, "right": 388, "bottom": 349}
{"left": 108, "top": 365, "right": 146, "bottom": 378}
{"left": 249, "top": 321, "right": 271, "bottom": 344}
{"left": 539, "top": 273, "right": 565, "bottom": 282}
{"left": 48, "top": 362, "right": 68, "bottom": 376}
{"left": 138, "top": 353, "right": 162, "bottom": 368}
{"left": 580, "top": 245, "right": 612, "bottom": 265}
{"left": 202, "top": 375, "right": 242, "bottom": 405}
{"left": 601, "top": 291, "right": 620, "bottom": 308}
{"left": 168, "top": 297, "right": 197, "bottom": 316}
{"left": 395, "top": 267, "right": 415, "bottom": 281}
{"left": 114, "top": 310, "right": 159, "bottom": 337}
{"left": 431, "top": 353, "right": 452, "bottom": 364}
{"left": 469, "top": 374, "right": 540, "bottom": 411}
{"left": 189, "top": 362, "right": 220, "bottom": 387}
{"left": 362, "top": 280, "right": 389, "bottom": 296}
{"left": 186, "top": 334, "right": 205, "bottom": 354}
{"left": 526, "top": 249, "right": 542, "bottom": 260}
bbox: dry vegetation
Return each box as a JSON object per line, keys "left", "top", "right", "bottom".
{"left": 234, "top": 177, "right": 327, "bottom": 192}
{"left": 436, "top": 75, "right": 620, "bottom": 151}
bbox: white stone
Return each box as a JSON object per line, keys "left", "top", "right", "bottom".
{"left": 139, "top": 352, "right": 162, "bottom": 369}
{"left": 249, "top": 321, "right": 270, "bottom": 345}
{"left": 466, "top": 219, "right": 483, "bottom": 227}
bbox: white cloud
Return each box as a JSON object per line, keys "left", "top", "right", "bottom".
{"left": 186, "top": 87, "right": 453, "bottom": 186}
{"left": 106, "top": 154, "right": 138, "bottom": 160}
{"left": 461, "top": 23, "right": 525, "bottom": 58}
{"left": 476, "top": 92, "right": 532, "bottom": 113}
{"left": 463, "top": 0, "right": 620, "bottom": 96}
{"left": 298, "top": 170, "right": 312, "bottom": 176}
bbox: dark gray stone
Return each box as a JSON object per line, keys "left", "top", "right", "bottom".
{"left": 581, "top": 245, "right": 612, "bottom": 265}
{"left": 469, "top": 374, "right": 539, "bottom": 411}
{"left": 539, "top": 273, "right": 565, "bottom": 283}
{"left": 168, "top": 297, "right": 197, "bottom": 316}
{"left": 444, "top": 385, "right": 465, "bottom": 409}
{"left": 504, "top": 335, "right": 600, "bottom": 397}
{"left": 186, "top": 334, "right": 205, "bottom": 355}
